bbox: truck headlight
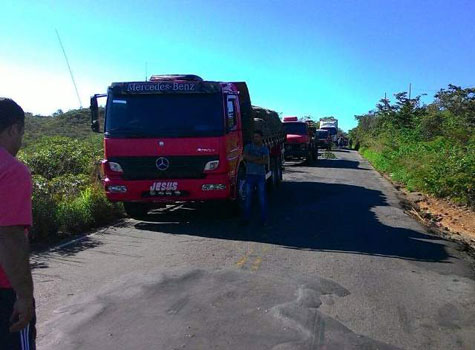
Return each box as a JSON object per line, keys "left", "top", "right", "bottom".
{"left": 107, "top": 185, "right": 127, "bottom": 193}
{"left": 204, "top": 160, "right": 219, "bottom": 171}
{"left": 202, "top": 184, "right": 226, "bottom": 191}
{"left": 108, "top": 162, "right": 123, "bottom": 172}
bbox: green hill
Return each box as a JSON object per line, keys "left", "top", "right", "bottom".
{"left": 23, "top": 108, "right": 101, "bottom": 147}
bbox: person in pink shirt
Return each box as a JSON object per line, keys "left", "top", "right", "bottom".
{"left": 0, "top": 98, "right": 35, "bottom": 349}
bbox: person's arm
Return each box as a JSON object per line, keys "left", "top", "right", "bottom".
{"left": 244, "top": 152, "right": 269, "bottom": 164}
{"left": 244, "top": 145, "right": 270, "bottom": 164}
{"left": 251, "top": 154, "right": 269, "bottom": 165}
{"left": 0, "top": 226, "right": 34, "bottom": 332}
{"left": 243, "top": 145, "right": 260, "bottom": 163}
{"left": 255, "top": 147, "right": 270, "bottom": 165}
{"left": 244, "top": 153, "right": 262, "bottom": 162}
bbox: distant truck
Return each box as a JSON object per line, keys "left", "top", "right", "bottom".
{"left": 315, "top": 129, "right": 331, "bottom": 150}
{"left": 90, "top": 74, "right": 285, "bottom": 218}
{"left": 319, "top": 117, "right": 338, "bottom": 143}
{"left": 283, "top": 116, "right": 317, "bottom": 162}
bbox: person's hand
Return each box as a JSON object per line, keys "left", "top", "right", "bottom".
{"left": 9, "top": 297, "right": 34, "bottom": 332}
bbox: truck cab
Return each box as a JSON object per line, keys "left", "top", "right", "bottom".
{"left": 315, "top": 129, "right": 331, "bottom": 150}
{"left": 282, "top": 116, "right": 316, "bottom": 162}
{"left": 319, "top": 117, "right": 338, "bottom": 145}
{"left": 90, "top": 75, "right": 284, "bottom": 218}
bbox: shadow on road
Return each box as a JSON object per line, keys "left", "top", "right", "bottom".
{"left": 313, "top": 158, "right": 369, "bottom": 170}
{"left": 284, "top": 160, "right": 308, "bottom": 167}
{"left": 285, "top": 157, "right": 368, "bottom": 170}
{"left": 135, "top": 180, "right": 451, "bottom": 263}
{"left": 31, "top": 237, "right": 104, "bottom": 269}
{"left": 331, "top": 148, "right": 351, "bottom": 153}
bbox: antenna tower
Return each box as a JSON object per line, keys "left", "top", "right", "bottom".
{"left": 55, "top": 29, "right": 82, "bottom": 108}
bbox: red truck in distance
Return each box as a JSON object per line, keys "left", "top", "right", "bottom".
{"left": 282, "top": 116, "right": 317, "bottom": 162}
{"left": 315, "top": 129, "right": 331, "bottom": 150}
{"left": 90, "top": 74, "right": 285, "bottom": 218}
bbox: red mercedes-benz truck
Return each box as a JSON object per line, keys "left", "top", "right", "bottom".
{"left": 90, "top": 74, "right": 284, "bottom": 218}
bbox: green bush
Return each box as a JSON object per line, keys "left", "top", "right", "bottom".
{"left": 361, "top": 132, "right": 474, "bottom": 206}
{"left": 19, "top": 136, "right": 101, "bottom": 180}
{"left": 19, "top": 133, "right": 123, "bottom": 242}
{"left": 88, "top": 184, "right": 124, "bottom": 226}
{"left": 49, "top": 174, "right": 90, "bottom": 202}
{"left": 55, "top": 185, "right": 123, "bottom": 233}
{"left": 350, "top": 85, "right": 474, "bottom": 207}
{"left": 31, "top": 175, "right": 59, "bottom": 241}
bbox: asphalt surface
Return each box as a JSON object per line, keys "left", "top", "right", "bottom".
{"left": 33, "top": 150, "right": 475, "bottom": 350}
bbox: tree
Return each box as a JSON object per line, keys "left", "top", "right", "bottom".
{"left": 435, "top": 85, "right": 475, "bottom": 129}
{"left": 52, "top": 109, "right": 64, "bottom": 117}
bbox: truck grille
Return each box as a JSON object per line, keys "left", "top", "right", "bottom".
{"left": 285, "top": 144, "right": 304, "bottom": 151}
{"left": 109, "top": 156, "right": 218, "bottom": 180}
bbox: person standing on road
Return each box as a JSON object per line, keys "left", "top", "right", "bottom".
{"left": 242, "top": 130, "right": 269, "bottom": 226}
{"left": 0, "top": 98, "right": 36, "bottom": 349}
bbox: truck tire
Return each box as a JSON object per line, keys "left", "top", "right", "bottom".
{"left": 124, "top": 202, "right": 150, "bottom": 219}
{"left": 306, "top": 151, "right": 313, "bottom": 164}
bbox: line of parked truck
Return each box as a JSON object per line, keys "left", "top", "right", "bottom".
{"left": 90, "top": 74, "right": 338, "bottom": 218}
{"left": 282, "top": 116, "right": 338, "bottom": 162}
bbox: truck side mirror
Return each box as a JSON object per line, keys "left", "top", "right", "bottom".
{"left": 90, "top": 94, "right": 106, "bottom": 133}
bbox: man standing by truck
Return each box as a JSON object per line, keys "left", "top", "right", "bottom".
{"left": 242, "top": 130, "right": 269, "bottom": 226}
{"left": 0, "top": 98, "right": 36, "bottom": 349}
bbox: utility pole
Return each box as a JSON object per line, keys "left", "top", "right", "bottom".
{"left": 408, "top": 83, "right": 412, "bottom": 100}
{"left": 55, "top": 29, "right": 82, "bottom": 108}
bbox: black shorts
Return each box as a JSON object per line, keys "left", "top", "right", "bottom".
{"left": 0, "top": 289, "right": 36, "bottom": 350}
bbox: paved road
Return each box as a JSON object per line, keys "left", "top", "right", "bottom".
{"left": 33, "top": 150, "right": 475, "bottom": 349}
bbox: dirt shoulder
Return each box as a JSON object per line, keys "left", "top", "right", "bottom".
{"left": 385, "top": 174, "right": 475, "bottom": 254}
{"left": 357, "top": 150, "right": 475, "bottom": 255}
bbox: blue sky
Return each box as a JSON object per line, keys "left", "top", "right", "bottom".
{"left": 1, "top": 0, "right": 474, "bottom": 131}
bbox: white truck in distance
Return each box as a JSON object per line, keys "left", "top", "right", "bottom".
{"left": 319, "top": 117, "right": 338, "bottom": 143}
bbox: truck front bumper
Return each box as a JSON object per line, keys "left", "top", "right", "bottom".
{"left": 284, "top": 144, "right": 308, "bottom": 158}
{"left": 104, "top": 174, "right": 232, "bottom": 203}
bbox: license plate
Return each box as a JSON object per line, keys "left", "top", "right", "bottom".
{"left": 150, "top": 181, "right": 178, "bottom": 193}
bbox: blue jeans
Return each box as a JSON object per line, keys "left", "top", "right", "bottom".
{"left": 244, "top": 174, "right": 268, "bottom": 222}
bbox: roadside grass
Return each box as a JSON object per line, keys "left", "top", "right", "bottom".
{"left": 361, "top": 135, "right": 475, "bottom": 207}
{"left": 322, "top": 150, "right": 337, "bottom": 159}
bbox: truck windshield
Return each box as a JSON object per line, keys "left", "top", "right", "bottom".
{"left": 283, "top": 122, "right": 307, "bottom": 135}
{"left": 317, "top": 130, "right": 329, "bottom": 139}
{"left": 105, "top": 93, "right": 224, "bottom": 138}
{"left": 321, "top": 127, "right": 337, "bottom": 136}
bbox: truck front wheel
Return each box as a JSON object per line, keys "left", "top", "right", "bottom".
{"left": 306, "top": 151, "right": 314, "bottom": 164}
{"left": 124, "top": 202, "right": 150, "bottom": 219}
